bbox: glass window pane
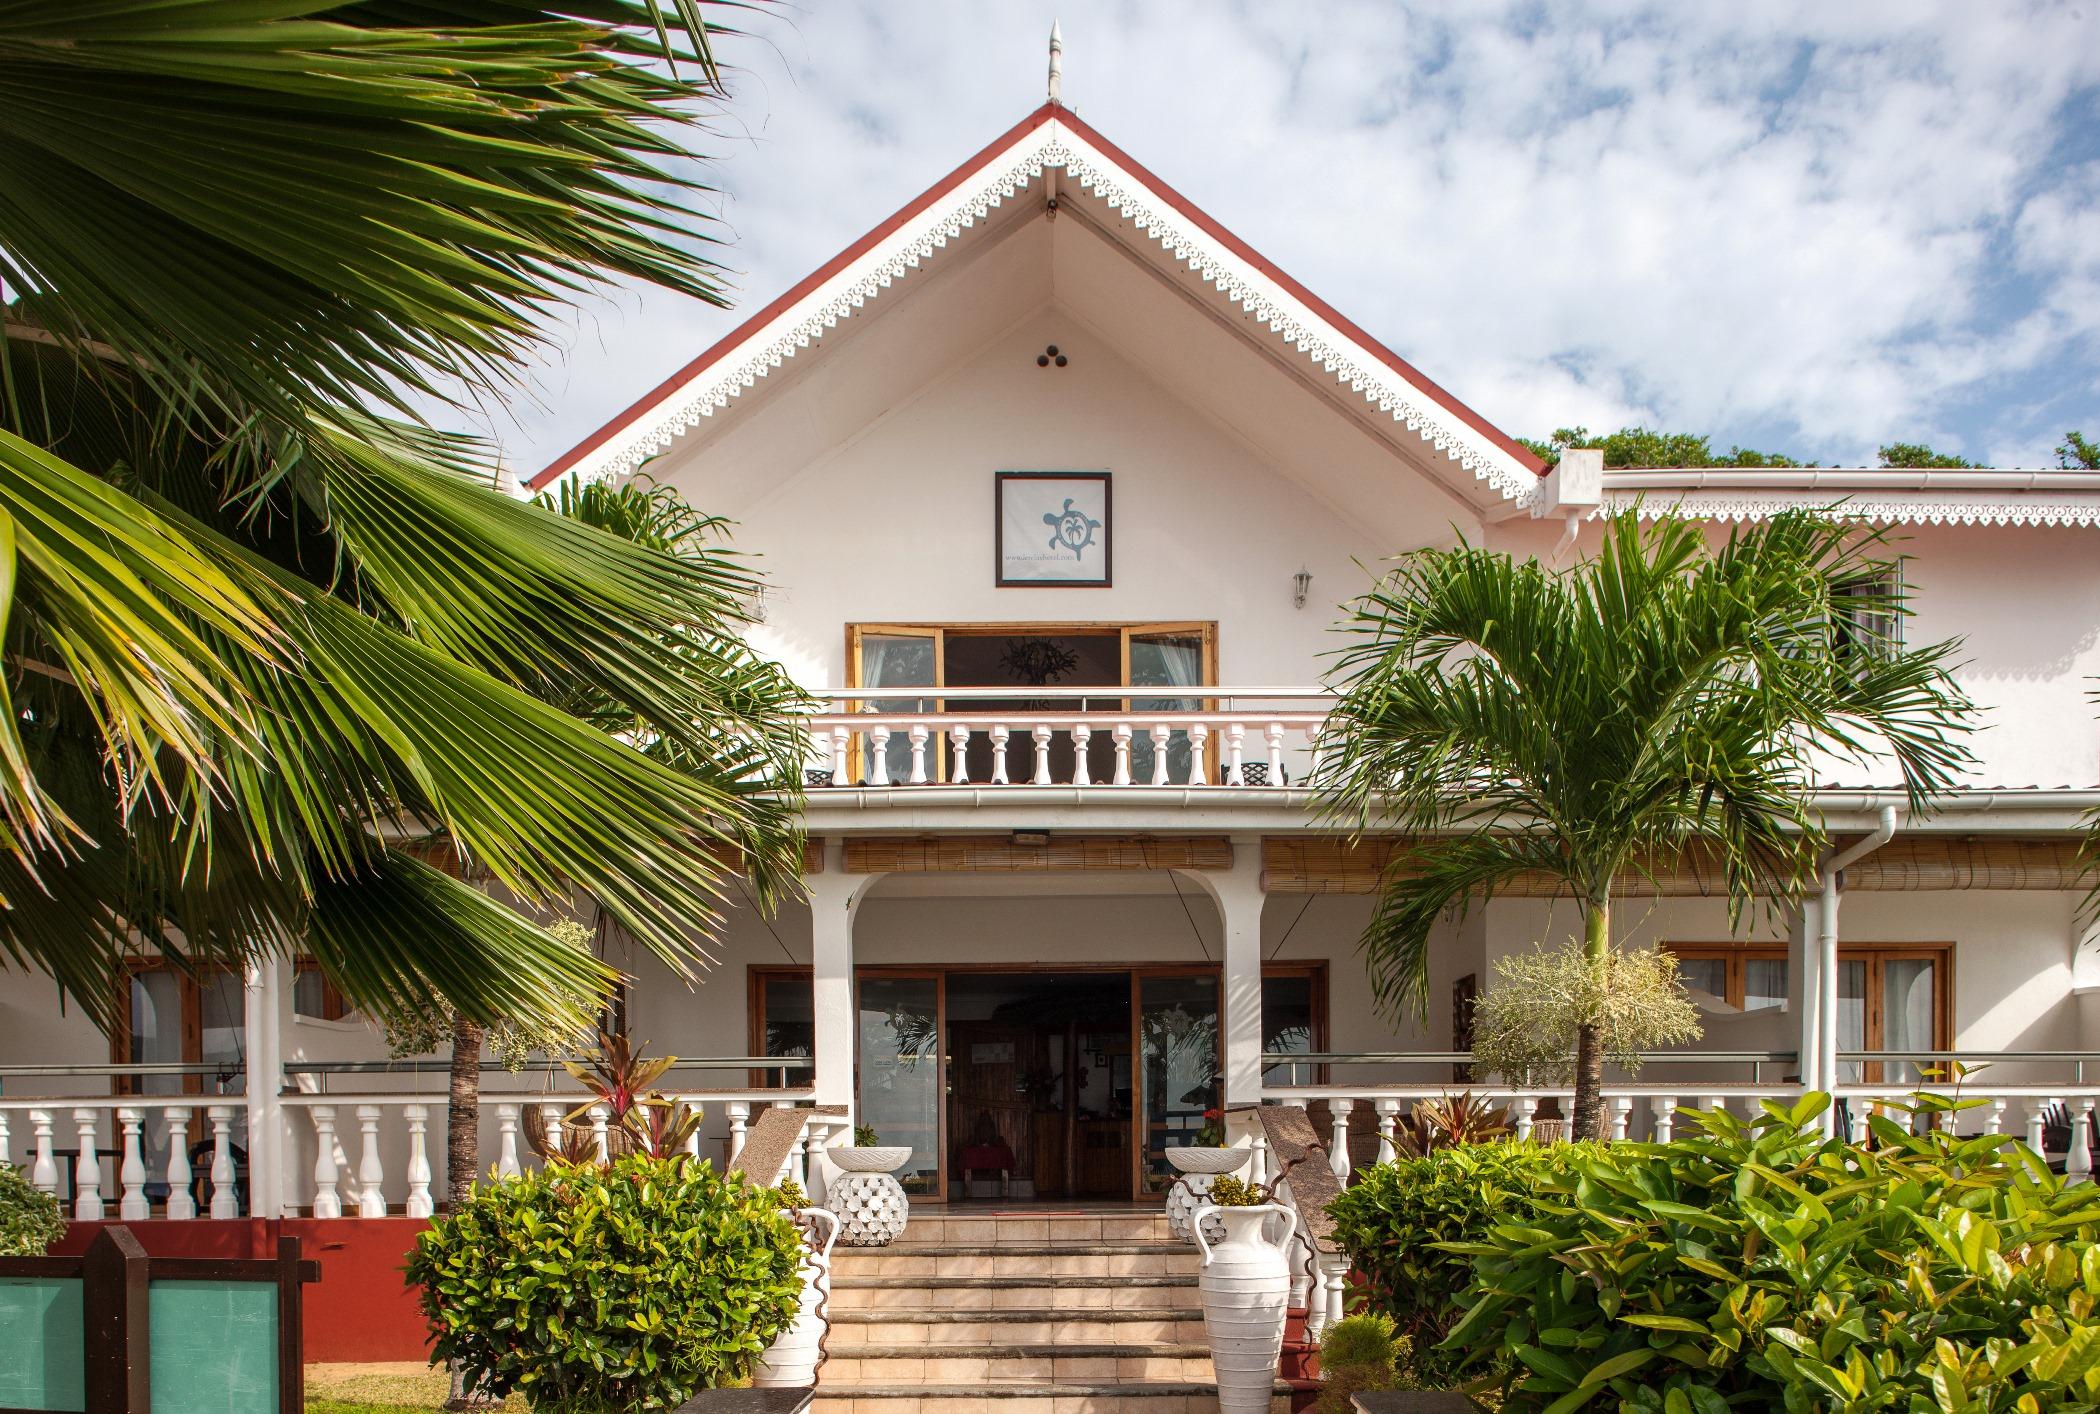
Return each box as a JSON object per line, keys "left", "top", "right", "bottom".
{"left": 858, "top": 634, "right": 938, "bottom": 782}
{"left": 1835, "top": 960, "right": 1868, "bottom": 1086}
{"left": 1128, "top": 632, "right": 1205, "bottom": 785}
{"left": 1260, "top": 976, "right": 1315, "bottom": 1085}
{"left": 196, "top": 973, "right": 246, "bottom": 1096}
{"left": 1882, "top": 958, "right": 1938, "bottom": 1085}
{"left": 1139, "top": 975, "right": 1218, "bottom": 1189}
{"left": 857, "top": 977, "right": 941, "bottom": 1195}
{"left": 293, "top": 971, "right": 328, "bottom": 1020}
{"left": 1675, "top": 958, "right": 1727, "bottom": 1005}
{"left": 759, "top": 975, "right": 813, "bottom": 1090}
{"left": 1743, "top": 959, "right": 1788, "bottom": 1013}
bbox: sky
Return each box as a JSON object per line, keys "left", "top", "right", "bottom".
{"left": 448, "top": 1, "right": 2100, "bottom": 479}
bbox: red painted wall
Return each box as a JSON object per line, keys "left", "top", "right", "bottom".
{"left": 60, "top": 1217, "right": 434, "bottom": 1363}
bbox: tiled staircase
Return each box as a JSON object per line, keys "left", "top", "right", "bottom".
{"left": 817, "top": 1207, "right": 1291, "bottom": 1413}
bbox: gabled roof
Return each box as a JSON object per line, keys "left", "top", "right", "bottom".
{"left": 529, "top": 103, "right": 1548, "bottom": 501}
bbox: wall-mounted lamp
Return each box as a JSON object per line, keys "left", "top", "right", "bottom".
{"left": 1292, "top": 568, "right": 1312, "bottom": 610}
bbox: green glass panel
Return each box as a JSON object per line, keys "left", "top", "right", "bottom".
{"left": 0, "top": 1276, "right": 86, "bottom": 1411}
{"left": 149, "top": 1279, "right": 278, "bottom": 1414}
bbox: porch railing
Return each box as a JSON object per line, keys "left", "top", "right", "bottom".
{"left": 804, "top": 686, "right": 1331, "bottom": 788}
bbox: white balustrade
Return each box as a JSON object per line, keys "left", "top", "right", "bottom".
{"left": 1373, "top": 1098, "right": 1403, "bottom": 1165}
{"left": 356, "top": 1105, "right": 387, "bottom": 1217}
{"left": 495, "top": 1104, "right": 523, "bottom": 1179}
{"left": 907, "top": 724, "right": 930, "bottom": 785}
{"left": 1030, "top": 724, "right": 1053, "bottom": 785}
{"left": 1225, "top": 723, "right": 1246, "bottom": 785}
{"left": 208, "top": 1105, "right": 239, "bottom": 1217}
{"left": 31, "top": 1110, "right": 57, "bottom": 1196}
{"left": 1070, "top": 723, "right": 1092, "bottom": 786}
{"left": 164, "top": 1107, "right": 196, "bottom": 1220}
{"left": 309, "top": 1106, "right": 343, "bottom": 1219}
{"left": 989, "top": 725, "right": 1011, "bottom": 785}
{"left": 117, "top": 1108, "right": 148, "bottom": 1220}
{"left": 1326, "top": 1099, "right": 1354, "bottom": 1183}
{"left": 1149, "top": 724, "right": 1172, "bottom": 785}
{"left": 726, "top": 1101, "right": 751, "bottom": 1165}
{"left": 2067, "top": 1097, "right": 2095, "bottom": 1184}
{"left": 0, "top": 1109, "right": 9, "bottom": 1168}
{"left": 404, "top": 1105, "right": 433, "bottom": 1218}
{"left": 73, "top": 1109, "right": 103, "bottom": 1220}
{"left": 1651, "top": 1096, "right": 1678, "bottom": 1144}
{"left": 1609, "top": 1096, "right": 1634, "bottom": 1143}
{"left": 949, "top": 723, "right": 973, "bottom": 784}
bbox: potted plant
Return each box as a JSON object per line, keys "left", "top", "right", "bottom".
{"left": 1192, "top": 1174, "right": 1298, "bottom": 1414}
{"left": 825, "top": 1123, "right": 913, "bottom": 1247}
{"left": 1165, "top": 1107, "right": 1247, "bottom": 1244}
{"left": 752, "top": 1178, "right": 840, "bottom": 1388}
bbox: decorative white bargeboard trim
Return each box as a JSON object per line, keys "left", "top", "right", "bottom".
{"left": 556, "top": 120, "right": 1541, "bottom": 506}
{"left": 1603, "top": 489, "right": 2100, "bottom": 529}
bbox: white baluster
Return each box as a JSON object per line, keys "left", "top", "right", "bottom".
{"left": 1511, "top": 1095, "right": 1538, "bottom": 1142}
{"left": 1187, "top": 722, "right": 1210, "bottom": 786}
{"left": 73, "top": 1110, "right": 103, "bottom": 1220}
{"left": 1848, "top": 1096, "right": 1876, "bottom": 1146}
{"left": 1374, "top": 1099, "right": 1403, "bottom": 1166}
{"left": 1609, "top": 1096, "right": 1633, "bottom": 1144}
{"left": 2068, "top": 1098, "right": 2094, "bottom": 1184}
{"left": 726, "top": 1101, "right": 751, "bottom": 1165}
{"left": 1225, "top": 722, "right": 1246, "bottom": 785}
{"left": 164, "top": 1107, "right": 196, "bottom": 1220}
{"left": 117, "top": 1108, "right": 148, "bottom": 1221}
{"left": 1031, "top": 724, "right": 1053, "bottom": 785}
{"left": 1651, "top": 1097, "right": 1678, "bottom": 1145}
{"left": 906, "top": 723, "right": 930, "bottom": 785}
{"left": 495, "top": 1105, "right": 522, "bottom": 1179}
{"left": 1266, "top": 722, "right": 1286, "bottom": 784}
{"left": 355, "top": 1105, "right": 387, "bottom": 1217}
{"left": 989, "top": 724, "right": 1011, "bottom": 785}
{"left": 1985, "top": 1098, "right": 2009, "bottom": 1145}
{"left": 789, "top": 1123, "right": 810, "bottom": 1190}
{"left": 309, "top": 1107, "right": 343, "bottom": 1219}
{"left": 867, "top": 726, "right": 891, "bottom": 787}
{"left": 207, "top": 1105, "right": 238, "bottom": 1217}
{"left": 537, "top": 1102, "right": 564, "bottom": 1166}
{"left": 1070, "top": 723, "right": 1092, "bottom": 786}
{"left": 2027, "top": 1099, "right": 2053, "bottom": 1155}
{"left": 1112, "top": 723, "right": 1132, "bottom": 786}
{"left": 949, "top": 723, "right": 973, "bottom": 785}
{"left": 0, "top": 1110, "right": 10, "bottom": 1168}
{"left": 404, "top": 1105, "right": 433, "bottom": 1218}
{"left": 1249, "top": 1129, "right": 1270, "bottom": 1187}
{"left": 30, "top": 1110, "right": 58, "bottom": 1197}
{"left": 1327, "top": 1099, "right": 1355, "bottom": 1184}
{"left": 589, "top": 1104, "right": 611, "bottom": 1162}
{"left": 1149, "top": 724, "right": 1172, "bottom": 785}
{"left": 830, "top": 725, "right": 849, "bottom": 783}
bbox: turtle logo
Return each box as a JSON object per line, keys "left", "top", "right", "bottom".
{"left": 1043, "top": 498, "right": 1101, "bottom": 561}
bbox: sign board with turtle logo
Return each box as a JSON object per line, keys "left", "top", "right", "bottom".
{"left": 995, "top": 470, "right": 1113, "bottom": 586}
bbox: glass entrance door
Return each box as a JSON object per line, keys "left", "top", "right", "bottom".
{"left": 855, "top": 973, "right": 944, "bottom": 1198}
{"left": 1134, "top": 970, "right": 1221, "bottom": 1193}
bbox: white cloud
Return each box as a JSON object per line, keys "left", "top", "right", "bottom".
{"left": 450, "top": 1, "right": 2100, "bottom": 477}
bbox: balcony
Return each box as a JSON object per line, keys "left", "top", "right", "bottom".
{"left": 803, "top": 686, "right": 1332, "bottom": 791}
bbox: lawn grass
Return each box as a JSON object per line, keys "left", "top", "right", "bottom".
{"left": 304, "top": 1362, "right": 524, "bottom": 1413}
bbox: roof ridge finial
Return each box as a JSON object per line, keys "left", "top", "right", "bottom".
{"left": 1047, "top": 19, "right": 1063, "bottom": 106}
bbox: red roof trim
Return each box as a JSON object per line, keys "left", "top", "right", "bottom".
{"left": 531, "top": 102, "right": 1544, "bottom": 488}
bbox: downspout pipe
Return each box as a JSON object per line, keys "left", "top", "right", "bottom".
{"left": 1813, "top": 806, "right": 1900, "bottom": 1126}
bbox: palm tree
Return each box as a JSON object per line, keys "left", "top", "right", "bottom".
{"left": 1315, "top": 512, "right": 1977, "bottom": 1138}
{"left": 0, "top": 4, "right": 808, "bottom": 1038}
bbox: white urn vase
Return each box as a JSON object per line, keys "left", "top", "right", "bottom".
{"left": 1164, "top": 1145, "right": 1249, "bottom": 1246}
{"left": 753, "top": 1206, "right": 840, "bottom": 1388}
{"left": 1193, "top": 1201, "right": 1298, "bottom": 1414}
{"left": 824, "top": 1146, "right": 913, "bottom": 1247}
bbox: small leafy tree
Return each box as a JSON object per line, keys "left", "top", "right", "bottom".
{"left": 0, "top": 1164, "right": 65, "bottom": 1256}
{"left": 1518, "top": 427, "right": 1808, "bottom": 470}
{"left": 1878, "top": 441, "right": 1975, "bottom": 468}
{"left": 2061, "top": 430, "right": 2100, "bottom": 470}
{"left": 1316, "top": 512, "right": 1976, "bottom": 1138}
{"left": 1470, "top": 945, "right": 1701, "bottom": 1087}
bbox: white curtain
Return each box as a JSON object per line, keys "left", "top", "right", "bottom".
{"left": 1129, "top": 634, "right": 1203, "bottom": 784}
{"left": 860, "top": 635, "right": 936, "bottom": 780}
{"left": 1882, "top": 959, "right": 1937, "bottom": 1085}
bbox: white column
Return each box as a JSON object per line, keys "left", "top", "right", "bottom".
{"left": 807, "top": 843, "right": 879, "bottom": 1116}
{"left": 164, "top": 1107, "right": 196, "bottom": 1220}
{"left": 73, "top": 1110, "right": 103, "bottom": 1220}
{"left": 117, "top": 1108, "right": 148, "bottom": 1221}
{"left": 244, "top": 959, "right": 290, "bottom": 1217}
{"left": 404, "top": 1105, "right": 434, "bottom": 1218}
{"left": 1195, "top": 841, "right": 1266, "bottom": 1108}
{"left": 1791, "top": 901, "right": 1820, "bottom": 1096}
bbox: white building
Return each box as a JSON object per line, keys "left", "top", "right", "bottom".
{"left": 8, "top": 94, "right": 2100, "bottom": 1248}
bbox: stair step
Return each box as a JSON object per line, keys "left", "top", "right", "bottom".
{"left": 839, "top": 1242, "right": 1190, "bottom": 1258}
{"left": 830, "top": 1276, "right": 1193, "bottom": 1312}
{"left": 831, "top": 1311, "right": 1207, "bottom": 1346}
{"left": 811, "top": 1382, "right": 1291, "bottom": 1413}
{"left": 822, "top": 1351, "right": 1215, "bottom": 1384}
{"left": 835, "top": 1274, "right": 1195, "bottom": 1289}
{"left": 898, "top": 1216, "right": 1174, "bottom": 1248}
{"left": 843, "top": 1343, "right": 1212, "bottom": 1359}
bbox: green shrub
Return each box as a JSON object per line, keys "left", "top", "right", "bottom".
{"left": 1328, "top": 1140, "right": 1598, "bottom": 1386}
{"left": 408, "top": 1154, "right": 805, "bottom": 1413}
{"left": 1313, "top": 1312, "right": 1414, "bottom": 1414}
{"left": 1444, "top": 1094, "right": 2100, "bottom": 1411}
{"left": 0, "top": 1163, "right": 65, "bottom": 1255}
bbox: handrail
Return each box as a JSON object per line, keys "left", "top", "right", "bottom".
{"left": 283, "top": 1057, "right": 798, "bottom": 1075}
{"left": 1263, "top": 1051, "right": 1796, "bottom": 1065}
{"left": 0, "top": 1062, "right": 246, "bottom": 1078}
{"left": 811, "top": 686, "right": 1331, "bottom": 704}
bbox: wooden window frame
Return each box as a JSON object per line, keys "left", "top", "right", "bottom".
{"left": 109, "top": 960, "right": 345, "bottom": 1098}
{"left": 1665, "top": 941, "right": 1953, "bottom": 1082}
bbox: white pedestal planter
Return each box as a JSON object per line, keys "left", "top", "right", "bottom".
{"left": 824, "top": 1146, "right": 913, "bottom": 1247}
{"left": 753, "top": 1206, "right": 840, "bottom": 1388}
{"left": 1193, "top": 1202, "right": 1299, "bottom": 1414}
{"left": 1164, "top": 1146, "right": 1248, "bottom": 1246}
